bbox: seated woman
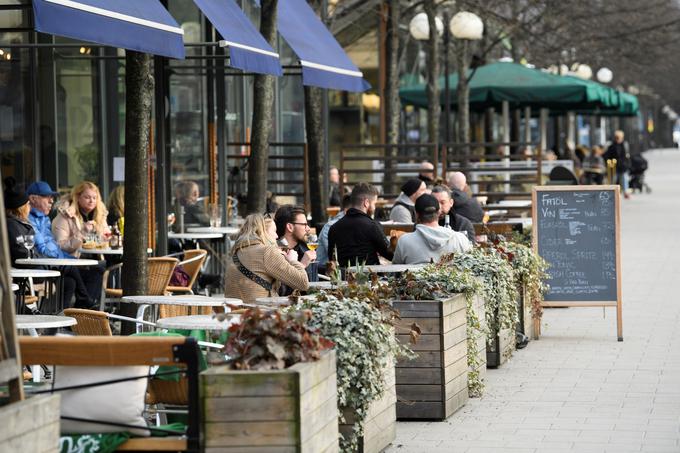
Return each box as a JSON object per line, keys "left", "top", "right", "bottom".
{"left": 106, "top": 184, "right": 124, "bottom": 228}
{"left": 174, "top": 180, "right": 209, "bottom": 227}
{"left": 4, "top": 178, "right": 93, "bottom": 309}
{"left": 52, "top": 181, "right": 107, "bottom": 304}
{"left": 224, "top": 214, "right": 309, "bottom": 304}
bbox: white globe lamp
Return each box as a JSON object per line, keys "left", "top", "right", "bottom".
{"left": 596, "top": 67, "right": 613, "bottom": 84}
{"left": 409, "top": 12, "right": 443, "bottom": 40}
{"left": 449, "top": 12, "right": 484, "bottom": 41}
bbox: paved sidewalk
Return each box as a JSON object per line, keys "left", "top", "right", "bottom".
{"left": 387, "top": 149, "right": 680, "bottom": 453}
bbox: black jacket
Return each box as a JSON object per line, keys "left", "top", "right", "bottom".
{"left": 328, "top": 208, "right": 393, "bottom": 267}
{"left": 7, "top": 215, "right": 34, "bottom": 262}
{"left": 439, "top": 211, "right": 476, "bottom": 244}
{"left": 451, "top": 188, "right": 484, "bottom": 223}
{"left": 603, "top": 142, "right": 630, "bottom": 171}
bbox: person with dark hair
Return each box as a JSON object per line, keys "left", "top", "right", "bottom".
{"left": 431, "top": 185, "right": 476, "bottom": 243}
{"left": 603, "top": 130, "right": 631, "bottom": 198}
{"left": 328, "top": 183, "right": 393, "bottom": 267}
{"left": 317, "top": 194, "right": 351, "bottom": 267}
{"left": 392, "top": 194, "right": 471, "bottom": 265}
{"left": 328, "top": 166, "right": 348, "bottom": 207}
{"left": 174, "top": 180, "right": 209, "bottom": 226}
{"left": 273, "top": 205, "right": 316, "bottom": 269}
{"left": 390, "top": 178, "right": 426, "bottom": 223}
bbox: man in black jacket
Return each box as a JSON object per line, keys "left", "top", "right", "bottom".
{"left": 328, "top": 183, "right": 393, "bottom": 267}
{"left": 603, "top": 130, "right": 631, "bottom": 198}
{"left": 446, "top": 172, "right": 484, "bottom": 223}
{"left": 431, "top": 185, "right": 476, "bottom": 244}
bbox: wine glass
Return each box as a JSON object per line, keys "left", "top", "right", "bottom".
{"left": 23, "top": 234, "right": 35, "bottom": 259}
{"left": 307, "top": 233, "right": 319, "bottom": 251}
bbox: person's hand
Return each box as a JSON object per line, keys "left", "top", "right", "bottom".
{"left": 284, "top": 249, "right": 298, "bottom": 263}
{"left": 84, "top": 221, "right": 95, "bottom": 233}
{"left": 300, "top": 250, "right": 316, "bottom": 267}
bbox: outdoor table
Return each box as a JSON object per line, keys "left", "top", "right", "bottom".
{"left": 16, "top": 258, "right": 99, "bottom": 313}
{"left": 78, "top": 247, "right": 153, "bottom": 256}
{"left": 255, "top": 296, "right": 294, "bottom": 308}
{"left": 122, "top": 295, "right": 242, "bottom": 322}
{"left": 187, "top": 226, "right": 239, "bottom": 235}
{"left": 380, "top": 221, "right": 416, "bottom": 234}
{"left": 11, "top": 268, "right": 61, "bottom": 314}
{"left": 156, "top": 314, "right": 240, "bottom": 331}
{"left": 16, "top": 314, "right": 77, "bottom": 382}
{"left": 11, "top": 283, "right": 19, "bottom": 292}
{"left": 168, "top": 232, "right": 223, "bottom": 241}
{"left": 345, "top": 264, "right": 426, "bottom": 274}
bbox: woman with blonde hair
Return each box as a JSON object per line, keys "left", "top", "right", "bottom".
{"left": 52, "top": 181, "right": 109, "bottom": 256}
{"left": 225, "top": 213, "right": 308, "bottom": 304}
{"left": 107, "top": 185, "right": 124, "bottom": 227}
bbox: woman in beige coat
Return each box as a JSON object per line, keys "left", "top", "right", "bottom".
{"left": 52, "top": 181, "right": 110, "bottom": 257}
{"left": 225, "top": 214, "right": 309, "bottom": 304}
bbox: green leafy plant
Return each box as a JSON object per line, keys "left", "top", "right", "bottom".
{"left": 292, "top": 294, "right": 411, "bottom": 453}
{"left": 222, "top": 308, "right": 334, "bottom": 371}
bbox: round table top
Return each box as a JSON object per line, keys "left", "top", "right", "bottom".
{"left": 11, "top": 283, "right": 19, "bottom": 291}
{"left": 156, "top": 314, "right": 240, "bottom": 330}
{"left": 79, "top": 247, "right": 123, "bottom": 255}
{"left": 346, "top": 264, "right": 426, "bottom": 273}
{"left": 10, "top": 268, "right": 61, "bottom": 278}
{"left": 307, "top": 281, "right": 344, "bottom": 289}
{"left": 168, "top": 232, "right": 223, "bottom": 240}
{"left": 255, "top": 296, "right": 294, "bottom": 307}
{"left": 15, "top": 258, "right": 99, "bottom": 267}
{"left": 122, "top": 295, "right": 243, "bottom": 306}
{"left": 16, "top": 315, "right": 77, "bottom": 329}
{"left": 187, "top": 226, "right": 239, "bottom": 235}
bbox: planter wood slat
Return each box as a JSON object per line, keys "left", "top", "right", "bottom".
{"left": 202, "top": 350, "right": 339, "bottom": 452}
{"left": 340, "top": 360, "right": 396, "bottom": 453}
{"left": 486, "top": 325, "right": 515, "bottom": 368}
{"left": 392, "top": 294, "right": 469, "bottom": 420}
{"left": 0, "top": 395, "right": 60, "bottom": 453}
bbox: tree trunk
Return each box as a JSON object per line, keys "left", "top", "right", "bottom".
{"left": 424, "top": 2, "right": 440, "bottom": 146}
{"left": 383, "top": 0, "right": 400, "bottom": 195}
{"left": 121, "top": 51, "right": 153, "bottom": 335}
{"left": 247, "top": 0, "right": 278, "bottom": 214}
{"left": 305, "top": 85, "right": 326, "bottom": 225}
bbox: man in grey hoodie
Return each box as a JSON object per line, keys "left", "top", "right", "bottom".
{"left": 392, "top": 194, "right": 472, "bottom": 264}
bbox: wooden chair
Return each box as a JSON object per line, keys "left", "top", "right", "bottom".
{"left": 19, "top": 336, "right": 202, "bottom": 452}
{"left": 64, "top": 308, "right": 112, "bottom": 336}
{"left": 166, "top": 249, "right": 207, "bottom": 295}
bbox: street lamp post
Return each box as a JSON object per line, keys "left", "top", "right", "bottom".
{"left": 597, "top": 67, "right": 614, "bottom": 144}
{"left": 449, "top": 11, "right": 483, "bottom": 171}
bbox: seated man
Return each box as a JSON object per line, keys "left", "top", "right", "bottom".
{"left": 431, "top": 185, "right": 476, "bottom": 244}
{"left": 26, "top": 181, "right": 97, "bottom": 309}
{"left": 317, "top": 194, "right": 351, "bottom": 269}
{"left": 392, "top": 194, "right": 471, "bottom": 265}
{"left": 328, "top": 183, "right": 393, "bottom": 268}
{"left": 390, "top": 178, "right": 426, "bottom": 223}
{"left": 446, "top": 171, "right": 484, "bottom": 223}
{"left": 274, "top": 205, "right": 317, "bottom": 288}
{"left": 418, "top": 161, "right": 435, "bottom": 185}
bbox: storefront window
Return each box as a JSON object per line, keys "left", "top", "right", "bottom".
{"left": 0, "top": 31, "right": 34, "bottom": 186}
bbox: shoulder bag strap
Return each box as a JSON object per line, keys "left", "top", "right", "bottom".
{"left": 233, "top": 252, "right": 273, "bottom": 292}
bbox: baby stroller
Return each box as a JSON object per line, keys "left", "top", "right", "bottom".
{"left": 629, "top": 153, "right": 651, "bottom": 193}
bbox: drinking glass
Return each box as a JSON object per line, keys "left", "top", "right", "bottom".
{"left": 306, "top": 233, "right": 319, "bottom": 251}
{"left": 23, "top": 234, "right": 35, "bottom": 259}
{"left": 210, "top": 204, "right": 223, "bottom": 228}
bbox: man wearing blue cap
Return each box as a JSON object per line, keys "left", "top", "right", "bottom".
{"left": 27, "top": 181, "right": 98, "bottom": 309}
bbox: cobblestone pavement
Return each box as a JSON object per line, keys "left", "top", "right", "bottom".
{"left": 387, "top": 149, "right": 680, "bottom": 453}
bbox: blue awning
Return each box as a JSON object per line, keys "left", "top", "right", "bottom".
{"left": 278, "top": 0, "right": 369, "bottom": 92}
{"left": 32, "top": 0, "right": 185, "bottom": 59}
{"left": 196, "top": 0, "right": 281, "bottom": 76}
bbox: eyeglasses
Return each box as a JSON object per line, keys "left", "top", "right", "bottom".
{"left": 291, "top": 222, "right": 309, "bottom": 227}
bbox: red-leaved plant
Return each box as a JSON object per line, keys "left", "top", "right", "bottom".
{"left": 222, "top": 307, "right": 334, "bottom": 371}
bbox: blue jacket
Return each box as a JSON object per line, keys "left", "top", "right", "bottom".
{"left": 28, "top": 208, "right": 73, "bottom": 259}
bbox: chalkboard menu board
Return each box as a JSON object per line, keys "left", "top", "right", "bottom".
{"left": 533, "top": 186, "right": 620, "bottom": 303}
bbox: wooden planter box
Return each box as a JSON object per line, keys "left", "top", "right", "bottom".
{"left": 470, "top": 294, "right": 487, "bottom": 389}
{"left": 392, "top": 295, "right": 468, "bottom": 420}
{"left": 201, "top": 350, "right": 339, "bottom": 453}
{"left": 486, "top": 302, "right": 516, "bottom": 368}
{"left": 0, "top": 395, "right": 60, "bottom": 452}
{"left": 517, "top": 284, "right": 539, "bottom": 340}
{"left": 340, "top": 360, "right": 396, "bottom": 453}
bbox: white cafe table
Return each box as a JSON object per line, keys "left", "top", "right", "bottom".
{"left": 168, "top": 232, "right": 223, "bottom": 241}
{"left": 255, "top": 295, "right": 315, "bottom": 308}
{"left": 187, "top": 226, "right": 239, "bottom": 235}
{"left": 345, "top": 264, "right": 426, "bottom": 274}
{"left": 78, "top": 247, "right": 154, "bottom": 256}
{"left": 122, "top": 295, "right": 243, "bottom": 321}
{"left": 11, "top": 283, "right": 19, "bottom": 291}
{"left": 15, "top": 258, "right": 99, "bottom": 267}
{"left": 11, "top": 268, "right": 62, "bottom": 313}
{"left": 307, "top": 281, "right": 345, "bottom": 290}
{"left": 156, "top": 314, "right": 240, "bottom": 331}
{"left": 10, "top": 268, "right": 61, "bottom": 279}
{"left": 16, "top": 314, "right": 77, "bottom": 383}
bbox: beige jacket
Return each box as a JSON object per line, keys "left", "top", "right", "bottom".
{"left": 224, "top": 236, "right": 309, "bottom": 304}
{"left": 52, "top": 201, "right": 110, "bottom": 256}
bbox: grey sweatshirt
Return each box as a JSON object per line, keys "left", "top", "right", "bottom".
{"left": 390, "top": 193, "right": 415, "bottom": 223}
{"left": 392, "top": 224, "right": 472, "bottom": 264}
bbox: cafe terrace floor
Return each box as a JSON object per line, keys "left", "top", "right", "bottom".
{"left": 387, "top": 148, "right": 680, "bottom": 453}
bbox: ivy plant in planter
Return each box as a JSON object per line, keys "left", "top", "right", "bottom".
{"left": 447, "top": 247, "right": 519, "bottom": 367}
{"left": 391, "top": 265, "right": 487, "bottom": 398}
{"left": 292, "top": 294, "right": 411, "bottom": 453}
{"left": 201, "top": 308, "right": 339, "bottom": 452}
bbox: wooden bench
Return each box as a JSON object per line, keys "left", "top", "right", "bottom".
{"left": 18, "top": 336, "right": 202, "bottom": 452}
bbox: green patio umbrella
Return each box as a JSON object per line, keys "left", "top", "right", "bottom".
{"left": 399, "top": 61, "right": 620, "bottom": 112}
